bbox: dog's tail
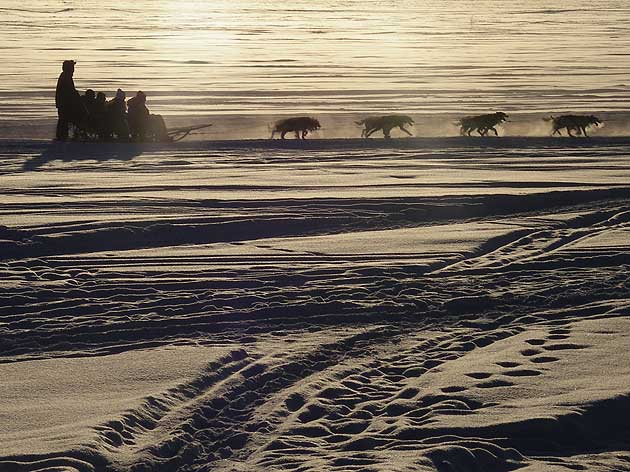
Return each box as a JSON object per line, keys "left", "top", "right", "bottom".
{"left": 355, "top": 120, "right": 366, "bottom": 126}
{"left": 542, "top": 116, "right": 555, "bottom": 122}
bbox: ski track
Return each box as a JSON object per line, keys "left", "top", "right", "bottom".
{"left": 1, "top": 139, "right": 630, "bottom": 472}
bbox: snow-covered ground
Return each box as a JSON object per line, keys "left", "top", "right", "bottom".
{"left": 1, "top": 137, "right": 629, "bottom": 472}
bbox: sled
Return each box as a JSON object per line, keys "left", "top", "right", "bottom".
{"left": 166, "top": 123, "right": 213, "bottom": 142}
{"left": 69, "top": 122, "right": 212, "bottom": 143}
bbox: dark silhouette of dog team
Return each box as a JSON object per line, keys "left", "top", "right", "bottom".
{"left": 356, "top": 115, "right": 415, "bottom": 139}
{"left": 55, "top": 61, "right": 604, "bottom": 142}
{"left": 544, "top": 115, "right": 602, "bottom": 137}
{"left": 457, "top": 112, "right": 509, "bottom": 136}
{"left": 271, "top": 117, "right": 321, "bottom": 140}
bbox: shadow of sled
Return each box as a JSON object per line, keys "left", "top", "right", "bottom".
{"left": 22, "top": 141, "right": 145, "bottom": 171}
{"left": 21, "top": 123, "right": 214, "bottom": 171}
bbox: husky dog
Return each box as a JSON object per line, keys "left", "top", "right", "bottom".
{"left": 356, "top": 115, "right": 414, "bottom": 139}
{"left": 545, "top": 115, "right": 601, "bottom": 137}
{"left": 458, "top": 112, "right": 509, "bottom": 136}
{"left": 271, "top": 116, "right": 321, "bottom": 139}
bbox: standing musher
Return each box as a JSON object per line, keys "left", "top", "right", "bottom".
{"left": 55, "top": 60, "right": 85, "bottom": 141}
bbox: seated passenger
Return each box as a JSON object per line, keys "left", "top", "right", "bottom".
{"left": 93, "top": 92, "right": 108, "bottom": 139}
{"left": 127, "top": 91, "right": 169, "bottom": 142}
{"left": 127, "top": 91, "right": 149, "bottom": 140}
{"left": 82, "top": 89, "right": 96, "bottom": 113}
{"left": 80, "top": 89, "right": 98, "bottom": 139}
{"left": 105, "top": 88, "right": 129, "bottom": 140}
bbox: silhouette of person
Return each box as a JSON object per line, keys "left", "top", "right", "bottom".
{"left": 127, "top": 91, "right": 168, "bottom": 142}
{"left": 106, "top": 88, "right": 129, "bottom": 140}
{"left": 55, "top": 60, "right": 86, "bottom": 141}
{"left": 93, "top": 92, "right": 108, "bottom": 139}
{"left": 82, "top": 89, "right": 97, "bottom": 116}
{"left": 127, "top": 91, "right": 149, "bottom": 141}
{"left": 79, "top": 89, "right": 98, "bottom": 139}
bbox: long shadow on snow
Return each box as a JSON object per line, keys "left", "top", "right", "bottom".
{"left": 22, "top": 141, "right": 144, "bottom": 171}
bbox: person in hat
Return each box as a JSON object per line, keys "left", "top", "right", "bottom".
{"left": 127, "top": 90, "right": 168, "bottom": 142}
{"left": 105, "top": 88, "right": 129, "bottom": 140}
{"left": 127, "top": 91, "right": 149, "bottom": 141}
{"left": 55, "top": 60, "right": 86, "bottom": 141}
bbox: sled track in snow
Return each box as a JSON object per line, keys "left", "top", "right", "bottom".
{"left": 1, "top": 142, "right": 630, "bottom": 471}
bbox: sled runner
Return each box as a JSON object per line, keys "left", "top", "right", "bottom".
{"left": 166, "top": 123, "right": 213, "bottom": 142}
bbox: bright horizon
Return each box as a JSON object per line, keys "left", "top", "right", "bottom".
{"left": 2, "top": 0, "right": 630, "bottom": 124}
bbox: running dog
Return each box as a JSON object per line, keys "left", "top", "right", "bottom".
{"left": 457, "top": 112, "right": 509, "bottom": 136}
{"left": 356, "top": 115, "right": 414, "bottom": 139}
{"left": 544, "top": 115, "right": 601, "bottom": 137}
{"left": 271, "top": 116, "right": 321, "bottom": 139}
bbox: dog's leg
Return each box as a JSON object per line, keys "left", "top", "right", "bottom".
{"left": 490, "top": 126, "right": 498, "bottom": 136}
{"left": 383, "top": 127, "right": 392, "bottom": 139}
{"left": 582, "top": 126, "right": 588, "bottom": 137}
{"left": 567, "top": 127, "right": 574, "bottom": 137}
{"left": 552, "top": 128, "right": 560, "bottom": 136}
{"left": 365, "top": 128, "right": 378, "bottom": 138}
{"left": 302, "top": 130, "right": 308, "bottom": 139}
{"left": 399, "top": 125, "right": 413, "bottom": 136}
{"left": 281, "top": 131, "right": 287, "bottom": 140}
{"left": 294, "top": 130, "right": 300, "bottom": 139}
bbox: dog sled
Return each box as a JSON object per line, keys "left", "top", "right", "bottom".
{"left": 69, "top": 121, "right": 212, "bottom": 143}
